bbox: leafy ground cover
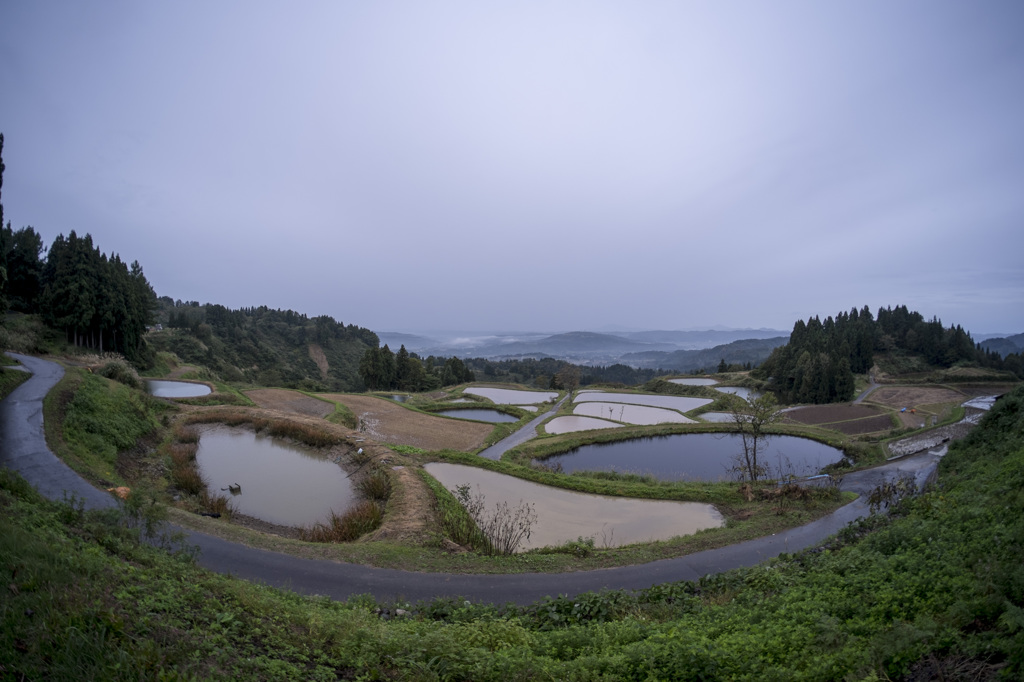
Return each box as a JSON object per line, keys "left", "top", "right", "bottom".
{"left": 0, "top": 366, "right": 29, "bottom": 401}
{"left": 2, "top": 386, "right": 1022, "bottom": 679}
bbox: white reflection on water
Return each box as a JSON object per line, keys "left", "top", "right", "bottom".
{"left": 147, "top": 380, "right": 212, "bottom": 398}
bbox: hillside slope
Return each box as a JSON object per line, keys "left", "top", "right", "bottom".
{"left": 149, "top": 301, "right": 378, "bottom": 390}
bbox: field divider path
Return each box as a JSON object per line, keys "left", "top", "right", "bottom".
{"left": 1, "top": 354, "right": 947, "bottom": 606}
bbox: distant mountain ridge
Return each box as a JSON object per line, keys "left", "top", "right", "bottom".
{"left": 980, "top": 332, "right": 1024, "bottom": 358}
{"left": 376, "top": 328, "right": 789, "bottom": 368}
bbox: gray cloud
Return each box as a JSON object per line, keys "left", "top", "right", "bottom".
{"left": 1, "top": 1, "right": 1022, "bottom": 335}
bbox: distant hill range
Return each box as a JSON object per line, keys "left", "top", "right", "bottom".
{"left": 980, "top": 333, "right": 1024, "bottom": 358}
{"left": 376, "top": 328, "right": 789, "bottom": 370}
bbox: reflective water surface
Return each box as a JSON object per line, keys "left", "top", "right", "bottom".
{"left": 714, "top": 386, "right": 763, "bottom": 400}
{"left": 669, "top": 378, "right": 718, "bottom": 386}
{"left": 147, "top": 380, "right": 212, "bottom": 398}
{"left": 465, "top": 387, "right": 558, "bottom": 404}
{"left": 424, "top": 462, "right": 723, "bottom": 551}
{"left": 197, "top": 426, "right": 355, "bottom": 527}
{"left": 539, "top": 433, "right": 844, "bottom": 481}
{"left": 436, "top": 409, "right": 519, "bottom": 423}
{"left": 573, "top": 402, "right": 695, "bottom": 425}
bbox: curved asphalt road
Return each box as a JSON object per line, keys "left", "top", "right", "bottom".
{"left": 1, "top": 353, "right": 944, "bottom": 605}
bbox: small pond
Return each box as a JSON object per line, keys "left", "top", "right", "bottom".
{"left": 573, "top": 402, "right": 695, "bottom": 425}
{"left": 539, "top": 433, "right": 844, "bottom": 482}
{"left": 714, "top": 386, "right": 763, "bottom": 400}
{"left": 424, "top": 462, "right": 723, "bottom": 551}
{"left": 465, "top": 387, "right": 558, "bottom": 404}
{"left": 669, "top": 378, "right": 718, "bottom": 386}
{"left": 574, "top": 391, "right": 712, "bottom": 413}
{"left": 698, "top": 412, "right": 735, "bottom": 423}
{"left": 196, "top": 426, "right": 356, "bottom": 527}
{"left": 436, "top": 409, "right": 519, "bottom": 423}
{"left": 546, "top": 415, "right": 619, "bottom": 434}
{"left": 146, "top": 380, "right": 212, "bottom": 398}
{"left": 387, "top": 394, "right": 410, "bottom": 403}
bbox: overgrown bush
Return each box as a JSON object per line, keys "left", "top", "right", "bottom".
{"left": 357, "top": 466, "right": 392, "bottom": 502}
{"left": 96, "top": 358, "right": 142, "bottom": 389}
{"left": 453, "top": 483, "right": 537, "bottom": 555}
{"left": 299, "top": 501, "right": 384, "bottom": 542}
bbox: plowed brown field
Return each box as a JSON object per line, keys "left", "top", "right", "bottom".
{"left": 246, "top": 389, "right": 334, "bottom": 418}
{"left": 783, "top": 404, "right": 894, "bottom": 435}
{"left": 318, "top": 394, "right": 492, "bottom": 452}
{"left": 867, "top": 386, "right": 965, "bottom": 410}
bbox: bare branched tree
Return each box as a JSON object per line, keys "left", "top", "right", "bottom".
{"left": 730, "top": 392, "right": 782, "bottom": 482}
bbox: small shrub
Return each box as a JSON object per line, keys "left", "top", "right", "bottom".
{"left": 453, "top": 484, "right": 536, "bottom": 555}
{"left": 96, "top": 359, "right": 142, "bottom": 389}
{"left": 173, "top": 423, "right": 199, "bottom": 443}
{"left": 533, "top": 536, "right": 596, "bottom": 558}
{"left": 300, "top": 501, "right": 383, "bottom": 543}
{"left": 357, "top": 466, "right": 392, "bottom": 502}
{"left": 170, "top": 464, "right": 205, "bottom": 497}
{"left": 199, "top": 490, "right": 234, "bottom": 517}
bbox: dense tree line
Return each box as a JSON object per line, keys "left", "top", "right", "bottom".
{"left": 0, "top": 135, "right": 157, "bottom": 363}
{"left": 39, "top": 232, "right": 156, "bottom": 362}
{"left": 358, "top": 344, "right": 474, "bottom": 391}
{"left": 153, "top": 299, "right": 379, "bottom": 390}
{"left": 462, "top": 356, "right": 671, "bottom": 389}
{"left": 759, "top": 305, "right": 1024, "bottom": 404}
{"left": 0, "top": 227, "right": 157, "bottom": 364}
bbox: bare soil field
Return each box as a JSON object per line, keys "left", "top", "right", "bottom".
{"left": 783, "top": 404, "right": 895, "bottom": 435}
{"left": 246, "top": 388, "right": 334, "bottom": 418}
{"left": 318, "top": 394, "right": 493, "bottom": 452}
{"left": 867, "top": 386, "right": 965, "bottom": 410}
{"left": 785, "top": 404, "right": 882, "bottom": 423}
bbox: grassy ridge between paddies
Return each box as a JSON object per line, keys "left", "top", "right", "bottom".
{"left": 33, "top": 366, "right": 856, "bottom": 574}
{"left": 2, "top": 390, "right": 1023, "bottom": 678}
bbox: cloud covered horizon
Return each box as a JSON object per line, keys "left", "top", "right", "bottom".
{"left": 2, "top": 1, "right": 1022, "bottom": 336}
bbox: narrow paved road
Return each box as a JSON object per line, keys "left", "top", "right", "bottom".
{"left": 476, "top": 392, "right": 570, "bottom": 460}
{"left": 853, "top": 374, "right": 880, "bottom": 404}
{"left": 1, "top": 354, "right": 944, "bottom": 605}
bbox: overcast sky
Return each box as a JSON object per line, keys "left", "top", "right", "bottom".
{"left": 2, "top": 1, "right": 1022, "bottom": 336}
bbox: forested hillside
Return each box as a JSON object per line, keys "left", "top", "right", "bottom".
{"left": 759, "top": 305, "right": 1024, "bottom": 404}
{"left": 150, "top": 299, "right": 379, "bottom": 391}
{"left": 621, "top": 336, "right": 788, "bottom": 372}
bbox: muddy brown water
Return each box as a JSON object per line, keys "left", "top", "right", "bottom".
{"left": 424, "top": 462, "right": 724, "bottom": 551}
{"left": 197, "top": 426, "right": 356, "bottom": 528}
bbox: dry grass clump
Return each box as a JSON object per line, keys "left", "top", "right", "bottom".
{"left": 265, "top": 421, "right": 342, "bottom": 447}
{"left": 165, "top": 439, "right": 204, "bottom": 496}
{"left": 356, "top": 466, "right": 392, "bottom": 502}
{"left": 199, "top": 490, "right": 234, "bottom": 517}
{"left": 184, "top": 411, "right": 344, "bottom": 448}
{"left": 172, "top": 424, "right": 199, "bottom": 443}
{"left": 299, "top": 502, "right": 384, "bottom": 542}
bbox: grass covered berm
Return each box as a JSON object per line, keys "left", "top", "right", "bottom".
{"left": 47, "top": 370, "right": 166, "bottom": 485}
{"left": 2, "top": 388, "right": 1023, "bottom": 679}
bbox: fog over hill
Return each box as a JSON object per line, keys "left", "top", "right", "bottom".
{"left": 376, "top": 328, "right": 789, "bottom": 368}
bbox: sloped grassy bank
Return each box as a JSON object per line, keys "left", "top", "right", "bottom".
{"left": 2, "top": 389, "right": 1022, "bottom": 679}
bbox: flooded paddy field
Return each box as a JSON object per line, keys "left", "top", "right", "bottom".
{"left": 424, "top": 462, "right": 724, "bottom": 551}
{"left": 539, "top": 433, "right": 844, "bottom": 482}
